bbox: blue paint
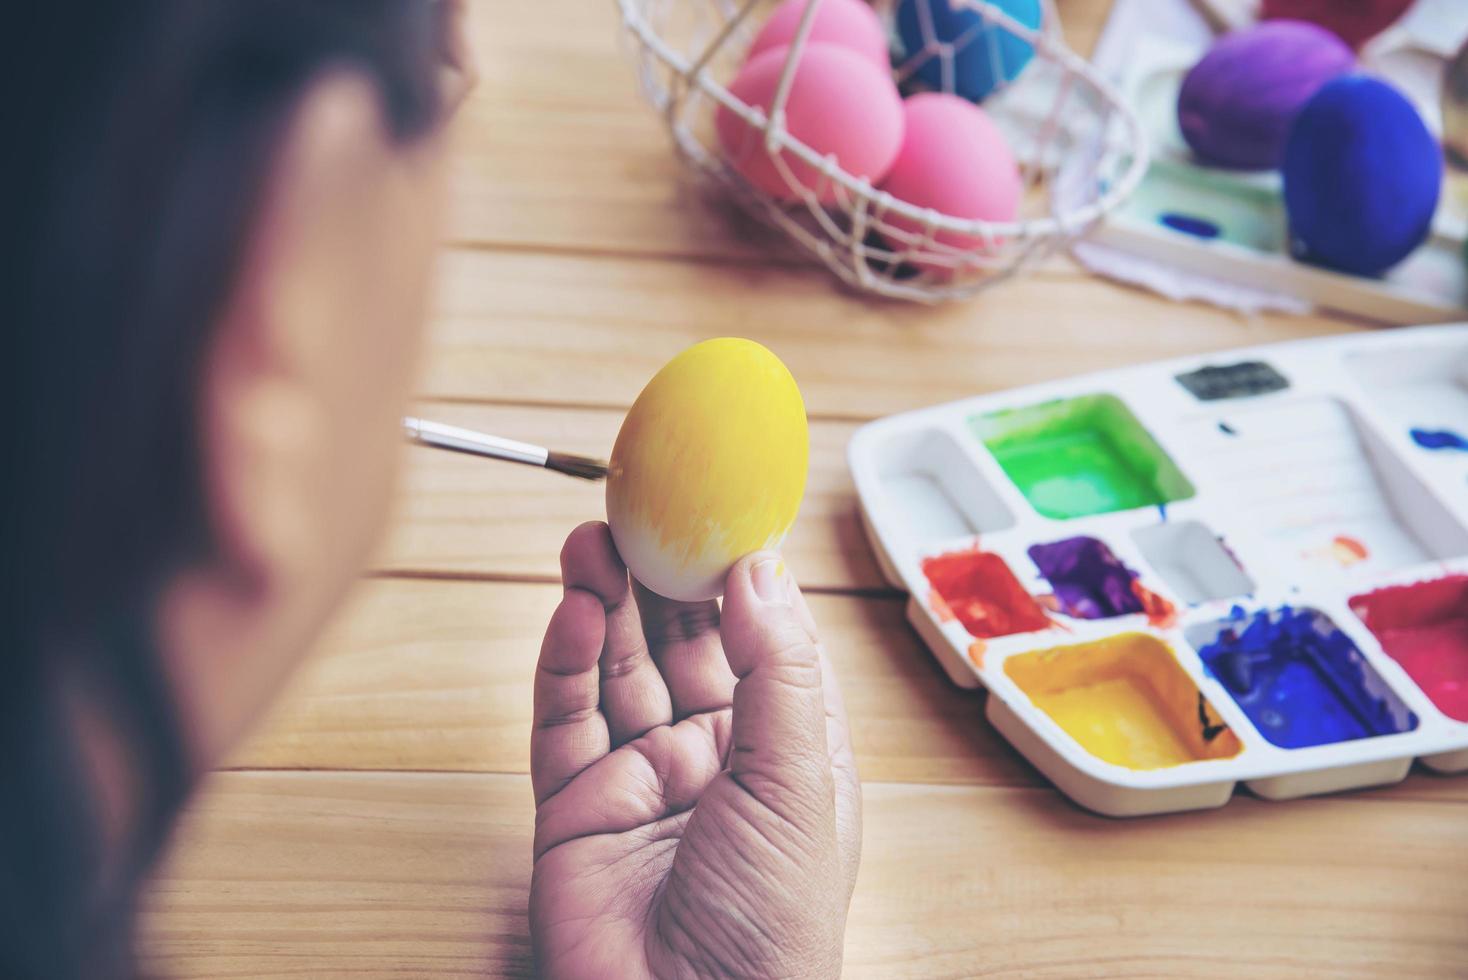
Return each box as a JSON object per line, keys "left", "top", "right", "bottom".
{"left": 1410, "top": 427, "right": 1468, "bottom": 452}
{"left": 1157, "top": 503, "right": 1169, "bottom": 522}
{"left": 1218, "top": 421, "right": 1237, "bottom": 436}
{"left": 1195, "top": 607, "right": 1417, "bottom": 749}
{"left": 896, "top": 0, "right": 1042, "bottom": 103}
{"left": 1283, "top": 76, "right": 1441, "bottom": 277}
{"left": 1161, "top": 212, "right": 1221, "bottom": 239}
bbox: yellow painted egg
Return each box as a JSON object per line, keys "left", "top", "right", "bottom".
{"left": 607, "top": 338, "right": 809, "bottom": 601}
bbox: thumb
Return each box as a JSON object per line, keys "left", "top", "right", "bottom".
{"left": 720, "top": 553, "right": 833, "bottom": 823}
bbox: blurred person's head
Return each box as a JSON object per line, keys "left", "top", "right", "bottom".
{"left": 2, "top": 3, "right": 467, "bottom": 974}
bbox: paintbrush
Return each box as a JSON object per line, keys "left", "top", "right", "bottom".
{"left": 402, "top": 416, "right": 609, "bottom": 482}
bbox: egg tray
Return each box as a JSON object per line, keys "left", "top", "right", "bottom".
{"left": 849, "top": 325, "right": 1468, "bottom": 816}
{"left": 1080, "top": 25, "right": 1468, "bottom": 325}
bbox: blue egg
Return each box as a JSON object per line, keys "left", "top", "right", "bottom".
{"left": 1282, "top": 75, "right": 1441, "bottom": 277}
{"left": 895, "top": 0, "right": 1043, "bottom": 103}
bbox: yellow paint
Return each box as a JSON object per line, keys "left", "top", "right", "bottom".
{"left": 1005, "top": 633, "right": 1242, "bottom": 770}
{"left": 606, "top": 338, "right": 809, "bottom": 601}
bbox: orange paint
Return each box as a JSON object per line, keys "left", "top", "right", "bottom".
{"left": 967, "top": 640, "right": 987, "bottom": 669}
{"left": 928, "top": 589, "right": 956, "bottom": 624}
{"left": 1330, "top": 534, "right": 1369, "bottom": 566}
{"left": 1130, "top": 579, "right": 1178, "bottom": 630}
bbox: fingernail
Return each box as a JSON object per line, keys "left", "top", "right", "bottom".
{"left": 751, "top": 558, "right": 790, "bottom": 606}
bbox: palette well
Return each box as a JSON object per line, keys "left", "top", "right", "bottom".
{"left": 973, "top": 394, "right": 1195, "bottom": 520}
{"left": 850, "top": 325, "right": 1468, "bottom": 816}
{"left": 1351, "top": 577, "right": 1468, "bottom": 723}
{"left": 1005, "top": 633, "right": 1243, "bottom": 769}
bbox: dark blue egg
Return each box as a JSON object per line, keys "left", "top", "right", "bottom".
{"left": 895, "top": 0, "right": 1042, "bottom": 103}
{"left": 1282, "top": 75, "right": 1441, "bottom": 277}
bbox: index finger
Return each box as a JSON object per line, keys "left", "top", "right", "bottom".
{"left": 634, "top": 582, "right": 734, "bottom": 721}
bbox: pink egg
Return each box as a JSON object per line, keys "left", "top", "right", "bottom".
{"left": 717, "top": 43, "right": 904, "bottom": 203}
{"left": 747, "top": 0, "right": 890, "bottom": 69}
{"left": 879, "top": 93, "right": 1021, "bottom": 270}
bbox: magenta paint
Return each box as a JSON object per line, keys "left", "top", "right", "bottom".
{"left": 1178, "top": 22, "right": 1354, "bottom": 169}
{"left": 1351, "top": 577, "right": 1468, "bottom": 722}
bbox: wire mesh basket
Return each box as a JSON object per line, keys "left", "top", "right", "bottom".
{"left": 615, "top": 0, "right": 1150, "bottom": 302}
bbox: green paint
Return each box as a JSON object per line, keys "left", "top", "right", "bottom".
{"left": 972, "top": 394, "right": 1195, "bottom": 520}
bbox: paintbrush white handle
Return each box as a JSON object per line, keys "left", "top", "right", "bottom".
{"left": 402, "top": 416, "right": 550, "bottom": 468}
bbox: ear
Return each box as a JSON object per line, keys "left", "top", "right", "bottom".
{"left": 200, "top": 71, "right": 394, "bottom": 598}
{"left": 161, "top": 69, "right": 443, "bottom": 765}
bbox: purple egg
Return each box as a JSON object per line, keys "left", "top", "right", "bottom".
{"left": 1178, "top": 21, "right": 1354, "bottom": 170}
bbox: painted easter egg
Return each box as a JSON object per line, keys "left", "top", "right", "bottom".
{"left": 1261, "top": 0, "right": 1413, "bottom": 49}
{"left": 895, "top": 0, "right": 1042, "bottom": 103}
{"left": 1177, "top": 21, "right": 1353, "bottom": 170}
{"left": 716, "top": 42, "right": 904, "bottom": 203}
{"left": 879, "top": 93, "right": 1021, "bottom": 271}
{"left": 1282, "top": 75, "right": 1441, "bottom": 277}
{"left": 606, "top": 338, "right": 809, "bottom": 602}
{"left": 747, "top": 0, "right": 890, "bottom": 69}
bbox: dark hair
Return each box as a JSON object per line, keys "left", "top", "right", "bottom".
{"left": 1, "top": 4, "right": 445, "bottom": 976}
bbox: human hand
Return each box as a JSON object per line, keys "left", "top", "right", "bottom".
{"left": 530, "top": 523, "right": 861, "bottom": 979}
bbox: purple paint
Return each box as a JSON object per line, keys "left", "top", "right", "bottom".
{"left": 1178, "top": 22, "right": 1354, "bottom": 169}
{"left": 1194, "top": 607, "right": 1417, "bottom": 749}
{"left": 1028, "top": 536, "right": 1144, "bottom": 620}
{"left": 1410, "top": 428, "right": 1468, "bottom": 452}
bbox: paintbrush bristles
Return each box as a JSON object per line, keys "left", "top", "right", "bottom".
{"left": 545, "top": 451, "right": 610, "bottom": 482}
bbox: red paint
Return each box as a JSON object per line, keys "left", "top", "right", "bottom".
{"left": 921, "top": 548, "right": 1051, "bottom": 639}
{"left": 1130, "top": 579, "right": 1178, "bottom": 630}
{"left": 1350, "top": 576, "right": 1468, "bottom": 722}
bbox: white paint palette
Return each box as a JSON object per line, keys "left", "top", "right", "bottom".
{"left": 849, "top": 326, "right": 1468, "bottom": 816}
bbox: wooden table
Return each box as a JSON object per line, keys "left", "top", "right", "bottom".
{"left": 140, "top": 2, "right": 1468, "bottom": 976}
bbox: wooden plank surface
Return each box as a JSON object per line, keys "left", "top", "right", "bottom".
{"left": 423, "top": 249, "right": 1358, "bottom": 419}
{"left": 229, "top": 576, "right": 1468, "bottom": 804}
{"left": 227, "top": 578, "right": 1033, "bottom": 787}
{"left": 446, "top": 0, "right": 780, "bottom": 261}
{"left": 141, "top": 771, "right": 1468, "bottom": 979}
